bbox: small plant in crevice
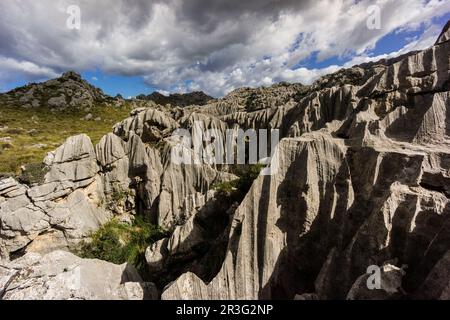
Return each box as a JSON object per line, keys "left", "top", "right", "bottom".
{"left": 212, "top": 163, "right": 265, "bottom": 204}
{"left": 75, "top": 216, "right": 168, "bottom": 279}
{"left": 110, "top": 188, "right": 129, "bottom": 203}
{"left": 245, "top": 92, "right": 259, "bottom": 111}
{"left": 104, "top": 186, "right": 135, "bottom": 214}
{"left": 17, "top": 162, "right": 49, "bottom": 185}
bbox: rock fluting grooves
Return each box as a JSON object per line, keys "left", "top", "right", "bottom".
{"left": 1, "top": 21, "right": 449, "bottom": 300}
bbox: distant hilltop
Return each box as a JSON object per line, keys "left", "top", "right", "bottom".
{"left": 136, "top": 91, "right": 215, "bottom": 107}
{"left": 0, "top": 71, "right": 114, "bottom": 111}
{"left": 0, "top": 71, "right": 216, "bottom": 110}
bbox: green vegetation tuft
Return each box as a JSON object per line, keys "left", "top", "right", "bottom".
{"left": 0, "top": 103, "right": 133, "bottom": 174}
{"left": 212, "top": 163, "right": 265, "bottom": 203}
{"left": 76, "top": 216, "right": 167, "bottom": 278}
{"left": 17, "top": 162, "right": 49, "bottom": 185}
{"left": 110, "top": 188, "right": 129, "bottom": 202}
{"left": 245, "top": 92, "right": 259, "bottom": 111}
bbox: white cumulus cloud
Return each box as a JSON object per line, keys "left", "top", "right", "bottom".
{"left": 0, "top": 0, "right": 449, "bottom": 96}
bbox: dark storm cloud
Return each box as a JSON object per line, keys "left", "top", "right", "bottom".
{"left": 175, "top": 0, "right": 314, "bottom": 31}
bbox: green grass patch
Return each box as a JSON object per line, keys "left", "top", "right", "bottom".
{"left": 0, "top": 103, "right": 133, "bottom": 173}
{"left": 76, "top": 216, "right": 167, "bottom": 278}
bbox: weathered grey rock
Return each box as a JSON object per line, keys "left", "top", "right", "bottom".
{"left": 436, "top": 20, "right": 450, "bottom": 45}
{"left": 0, "top": 135, "right": 109, "bottom": 260}
{"left": 95, "top": 133, "right": 127, "bottom": 167}
{"left": 2, "top": 21, "right": 450, "bottom": 301}
{"left": 0, "top": 251, "right": 157, "bottom": 300}
{"left": 0, "top": 178, "right": 26, "bottom": 197}
{"left": 48, "top": 95, "right": 66, "bottom": 108}
{"left": 113, "top": 108, "right": 179, "bottom": 142}
{"left": 125, "top": 133, "right": 162, "bottom": 215}
{"left": 167, "top": 214, "right": 204, "bottom": 256}
{"left": 156, "top": 138, "right": 236, "bottom": 229}
{"left": 0, "top": 179, "right": 110, "bottom": 258}
{"left": 162, "top": 272, "right": 209, "bottom": 300}
{"left": 416, "top": 250, "right": 450, "bottom": 299}
{"left": 163, "top": 133, "right": 349, "bottom": 299}
{"left": 0, "top": 265, "right": 17, "bottom": 297}
{"left": 44, "top": 134, "right": 99, "bottom": 185}
{"left": 145, "top": 238, "right": 169, "bottom": 273}
{"left": 346, "top": 264, "right": 406, "bottom": 300}
{"left": 161, "top": 25, "right": 450, "bottom": 300}
{"left": 27, "top": 182, "right": 69, "bottom": 202}
{"left": 46, "top": 189, "right": 111, "bottom": 241}
{"left": 95, "top": 133, "right": 131, "bottom": 211}
{"left": 0, "top": 243, "right": 8, "bottom": 262}
{"left": 24, "top": 230, "right": 69, "bottom": 256}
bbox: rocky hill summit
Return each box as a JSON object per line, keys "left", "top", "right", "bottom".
{"left": 0, "top": 71, "right": 113, "bottom": 110}
{"left": 0, "top": 21, "right": 449, "bottom": 300}
{"left": 136, "top": 91, "right": 215, "bottom": 107}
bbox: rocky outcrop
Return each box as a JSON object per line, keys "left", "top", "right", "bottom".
{"left": 0, "top": 91, "right": 237, "bottom": 266}
{"left": 161, "top": 22, "right": 450, "bottom": 300}
{"left": 346, "top": 264, "right": 406, "bottom": 300}
{"left": 436, "top": 20, "right": 450, "bottom": 45}
{"left": 137, "top": 91, "right": 215, "bottom": 108}
{"left": 416, "top": 250, "right": 450, "bottom": 299}
{"left": 0, "top": 134, "right": 111, "bottom": 260}
{"left": 112, "top": 107, "right": 236, "bottom": 229}
{"left": 114, "top": 108, "right": 180, "bottom": 142}
{"left": 0, "top": 71, "right": 114, "bottom": 110}
{"left": 0, "top": 250, "right": 157, "bottom": 300}
{"left": 1, "top": 21, "right": 450, "bottom": 301}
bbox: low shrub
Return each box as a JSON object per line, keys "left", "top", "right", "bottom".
{"left": 212, "top": 163, "right": 264, "bottom": 203}
{"left": 76, "top": 216, "right": 167, "bottom": 278}
{"left": 17, "top": 162, "right": 49, "bottom": 185}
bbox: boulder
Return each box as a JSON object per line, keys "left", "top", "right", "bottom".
{"left": 346, "top": 264, "right": 406, "bottom": 300}
{"left": 0, "top": 251, "right": 158, "bottom": 300}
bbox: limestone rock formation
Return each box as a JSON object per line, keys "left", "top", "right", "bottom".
{"left": 1, "top": 21, "right": 450, "bottom": 301}
{"left": 0, "top": 88, "right": 239, "bottom": 280}
{"left": 0, "top": 71, "right": 112, "bottom": 110}
{"left": 0, "top": 134, "right": 111, "bottom": 260}
{"left": 161, "top": 22, "right": 450, "bottom": 300}
{"left": 436, "top": 20, "right": 450, "bottom": 45}
{"left": 346, "top": 264, "right": 406, "bottom": 300}
{"left": 415, "top": 250, "right": 450, "bottom": 299}
{"left": 0, "top": 250, "right": 157, "bottom": 300}
{"left": 137, "top": 91, "right": 215, "bottom": 107}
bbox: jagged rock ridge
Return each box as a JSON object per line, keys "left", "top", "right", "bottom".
{"left": 161, "top": 21, "right": 450, "bottom": 300}
{"left": 136, "top": 91, "right": 215, "bottom": 108}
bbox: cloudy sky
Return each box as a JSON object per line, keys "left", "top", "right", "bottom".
{"left": 0, "top": 0, "right": 449, "bottom": 97}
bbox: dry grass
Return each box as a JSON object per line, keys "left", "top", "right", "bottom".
{"left": 0, "top": 103, "right": 133, "bottom": 173}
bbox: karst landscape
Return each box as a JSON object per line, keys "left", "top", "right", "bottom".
{"left": 1, "top": 0, "right": 450, "bottom": 304}
{"left": 0, "top": 19, "right": 449, "bottom": 301}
